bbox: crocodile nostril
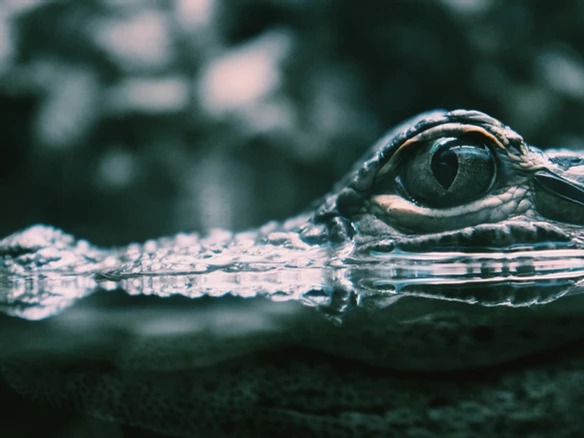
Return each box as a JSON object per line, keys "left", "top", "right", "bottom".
{"left": 535, "top": 172, "right": 584, "bottom": 205}
{"left": 534, "top": 172, "right": 584, "bottom": 224}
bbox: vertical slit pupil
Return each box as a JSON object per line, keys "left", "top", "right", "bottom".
{"left": 432, "top": 148, "right": 459, "bottom": 190}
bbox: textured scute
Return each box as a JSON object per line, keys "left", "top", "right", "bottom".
{"left": 3, "top": 347, "right": 584, "bottom": 437}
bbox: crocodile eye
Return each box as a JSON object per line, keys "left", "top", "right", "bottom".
{"left": 401, "top": 137, "right": 496, "bottom": 207}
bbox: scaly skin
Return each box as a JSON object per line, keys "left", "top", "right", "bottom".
{"left": 1, "top": 109, "right": 584, "bottom": 436}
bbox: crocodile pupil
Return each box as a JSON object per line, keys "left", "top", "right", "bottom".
{"left": 432, "top": 147, "right": 459, "bottom": 190}
{"left": 401, "top": 138, "right": 496, "bottom": 208}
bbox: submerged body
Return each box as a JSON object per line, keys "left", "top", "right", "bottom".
{"left": 1, "top": 110, "right": 584, "bottom": 436}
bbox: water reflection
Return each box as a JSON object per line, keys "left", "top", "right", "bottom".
{"left": 2, "top": 224, "right": 584, "bottom": 321}
{"left": 3, "top": 224, "right": 584, "bottom": 436}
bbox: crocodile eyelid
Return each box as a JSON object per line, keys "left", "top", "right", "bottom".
{"left": 376, "top": 124, "right": 506, "bottom": 180}
{"left": 400, "top": 125, "right": 506, "bottom": 152}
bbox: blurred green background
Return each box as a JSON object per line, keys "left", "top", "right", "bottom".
{"left": 3, "top": 0, "right": 584, "bottom": 246}
{"left": 3, "top": 0, "right": 584, "bottom": 436}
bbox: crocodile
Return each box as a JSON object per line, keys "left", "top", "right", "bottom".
{"left": 1, "top": 109, "right": 584, "bottom": 436}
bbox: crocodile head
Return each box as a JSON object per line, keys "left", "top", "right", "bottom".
{"left": 312, "top": 109, "right": 584, "bottom": 249}
{"left": 282, "top": 109, "right": 584, "bottom": 306}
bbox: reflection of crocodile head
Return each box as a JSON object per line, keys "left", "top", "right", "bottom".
{"left": 2, "top": 110, "right": 584, "bottom": 436}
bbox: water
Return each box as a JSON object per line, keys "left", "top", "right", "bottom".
{"left": 2, "top": 224, "right": 584, "bottom": 321}
{"left": 2, "top": 224, "right": 584, "bottom": 436}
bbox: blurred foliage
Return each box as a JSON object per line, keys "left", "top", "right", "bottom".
{"left": 1, "top": 0, "right": 584, "bottom": 247}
